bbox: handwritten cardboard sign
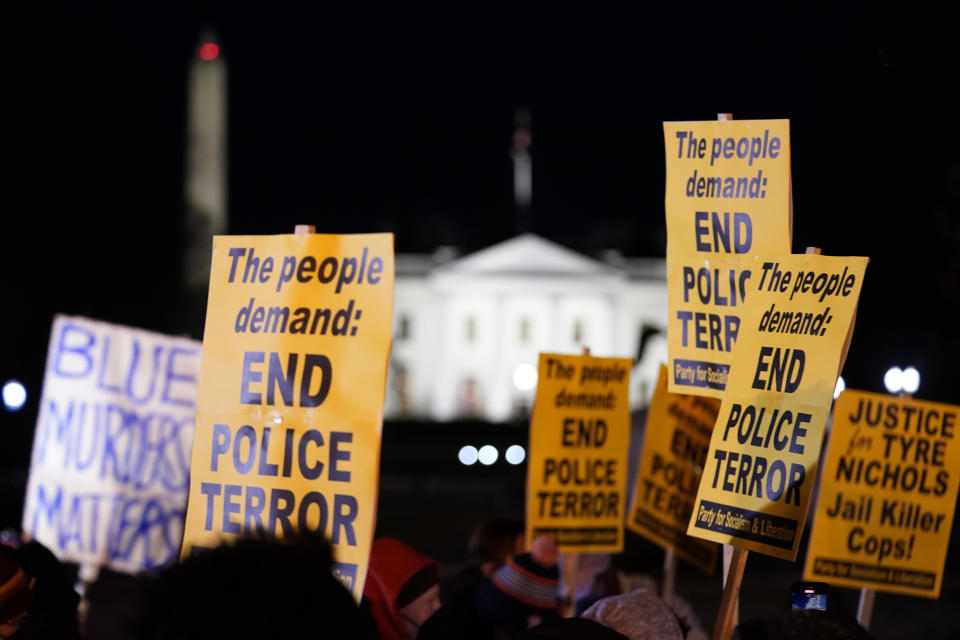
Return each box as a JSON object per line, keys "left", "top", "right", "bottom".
{"left": 23, "top": 315, "right": 201, "bottom": 573}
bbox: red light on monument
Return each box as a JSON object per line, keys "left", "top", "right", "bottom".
{"left": 199, "top": 43, "right": 219, "bottom": 61}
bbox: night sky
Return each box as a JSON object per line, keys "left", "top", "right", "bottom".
{"left": 3, "top": 4, "right": 960, "bottom": 508}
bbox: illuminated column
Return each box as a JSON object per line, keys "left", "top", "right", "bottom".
{"left": 183, "top": 30, "right": 227, "bottom": 294}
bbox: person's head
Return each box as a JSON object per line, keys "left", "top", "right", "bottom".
{"left": 524, "top": 617, "right": 629, "bottom": 639}
{"left": 135, "top": 532, "right": 365, "bottom": 640}
{"left": 0, "top": 546, "right": 33, "bottom": 639}
{"left": 466, "top": 517, "right": 525, "bottom": 577}
{"left": 581, "top": 589, "right": 684, "bottom": 640}
{"left": 732, "top": 609, "right": 873, "bottom": 640}
{"left": 477, "top": 536, "right": 560, "bottom": 637}
{"left": 398, "top": 582, "right": 440, "bottom": 636}
{"left": 364, "top": 538, "right": 440, "bottom": 640}
{"left": 0, "top": 540, "right": 79, "bottom": 640}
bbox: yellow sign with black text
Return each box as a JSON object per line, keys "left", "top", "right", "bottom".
{"left": 627, "top": 365, "right": 720, "bottom": 573}
{"left": 526, "top": 353, "right": 632, "bottom": 553}
{"left": 180, "top": 233, "right": 394, "bottom": 600}
{"left": 664, "top": 120, "right": 792, "bottom": 398}
{"left": 804, "top": 390, "right": 960, "bottom": 598}
{"left": 687, "top": 254, "right": 867, "bottom": 560}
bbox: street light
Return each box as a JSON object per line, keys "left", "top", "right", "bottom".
{"left": 834, "top": 376, "right": 846, "bottom": 399}
{"left": 883, "top": 367, "right": 903, "bottom": 394}
{"left": 884, "top": 365, "right": 920, "bottom": 394}
{"left": 458, "top": 445, "right": 479, "bottom": 465}
{"left": 2, "top": 381, "right": 26, "bottom": 411}
{"left": 505, "top": 445, "right": 526, "bottom": 465}
{"left": 513, "top": 364, "right": 538, "bottom": 391}
{"left": 901, "top": 366, "right": 920, "bottom": 394}
{"left": 478, "top": 445, "right": 499, "bottom": 465}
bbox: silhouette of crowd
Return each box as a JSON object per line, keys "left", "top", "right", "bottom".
{"left": 0, "top": 519, "right": 887, "bottom": 640}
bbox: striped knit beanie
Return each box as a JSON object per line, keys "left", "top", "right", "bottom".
{"left": 492, "top": 555, "right": 559, "bottom": 611}
{"left": 487, "top": 536, "right": 559, "bottom": 615}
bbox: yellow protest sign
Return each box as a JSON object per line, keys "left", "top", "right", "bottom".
{"left": 804, "top": 390, "right": 960, "bottom": 598}
{"left": 180, "top": 233, "right": 394, "bottom": 600}
{"left": 687, "top": 254, "right": 867, "bottom": 560}
{"left": 526, "top": 352, "right": 632, "bottom": 552}
{"left": 627, "top": 364, "right": 720, "bottom": 573}
{"left": 664, "top": 120, "right": 792, "bottom": 398}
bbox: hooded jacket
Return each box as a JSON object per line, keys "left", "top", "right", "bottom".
{"left": 363, "top": 538, "right": 438, "bottom": 640}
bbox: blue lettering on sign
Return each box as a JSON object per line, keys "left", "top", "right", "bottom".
{"left": 197, "top": 423, "right": 360, "bottom": 544}
{"left": 332, "top": 562, "right": 358, "bottom": 592}
{"left": 196, "top": 482, "right": 359, "bottom": 547}
{"left": 28, "top": 482, "right": 185, "bottom": 571}
{"left": 33, "top": 397, "right": 193, "bottom": 492}
{"left": 53, "top": 323, "right": 96, "bottom": 378}
{"left": 49, "top": 321, "right": 200, "bottom": 408}
{"left": 161, "top": 347, "right": 200, "bottom": 407}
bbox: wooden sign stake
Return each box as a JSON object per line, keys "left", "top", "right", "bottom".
{"left": 712, "top": 112, "right": 742, "bottom": 635}
{"left": 662, "top": 548, "right": 677, "bottom": 605}
{"left": 714, "top": 546, "right": 748, "bottom": 640}
{"left": 559, "top": 345, "right": 594, "bottom": 616}
{"left": 719, "top": 546, "right": 740, "bottom": 631}
{"left": 75, "top": 562, "right": 100, "bottom": 636}
{"left": 856, "top": 589, "right": 875, "bottom": 630}
{"left": 562, "top": 552, "right": 579, "bottom": 617}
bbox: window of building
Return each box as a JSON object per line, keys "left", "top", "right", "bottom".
{"left": 459, "top": 377, "right": 483, "bottom": 417}
{"left": 519, "top": 317, "right": 530, "bottom": 343}
{"left": 465, "top": 317, "right": 477, "bottom": 343}
{"left": 398, "top": 314, "right": 410, "bottom": 340}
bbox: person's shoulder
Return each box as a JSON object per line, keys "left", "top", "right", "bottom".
{"left": 418, "top": 588, "right": 490, "bottom": 640}
{"left": 441, "top": 564, "right": 484, "bottom": 599}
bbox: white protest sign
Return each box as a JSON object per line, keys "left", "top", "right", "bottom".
{"left": 22, "top": 315, "right": 201, "bottom": 573}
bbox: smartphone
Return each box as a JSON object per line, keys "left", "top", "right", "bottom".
{"left": 790, "top": 581, "right": 829, "bottom": 611}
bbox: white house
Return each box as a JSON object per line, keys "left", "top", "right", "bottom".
{"left": 385, "top": 234, "right": 668, "bottom": 422}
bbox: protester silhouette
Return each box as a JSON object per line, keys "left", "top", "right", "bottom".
{"left": 363, "top": 538, "right": 441, "bottom": 640}
{"left": 133, "top": 532, "right": 369, "bottom": 640}
{"left": 419, "top": 536, "right": 560, "bottom": 640}
{"left": 0, "top": 539, "right": 80, "bottom": 640}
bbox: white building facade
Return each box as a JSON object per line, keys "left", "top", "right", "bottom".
{"left": 385, "top": 234, "right": 668, "bottom": 422}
